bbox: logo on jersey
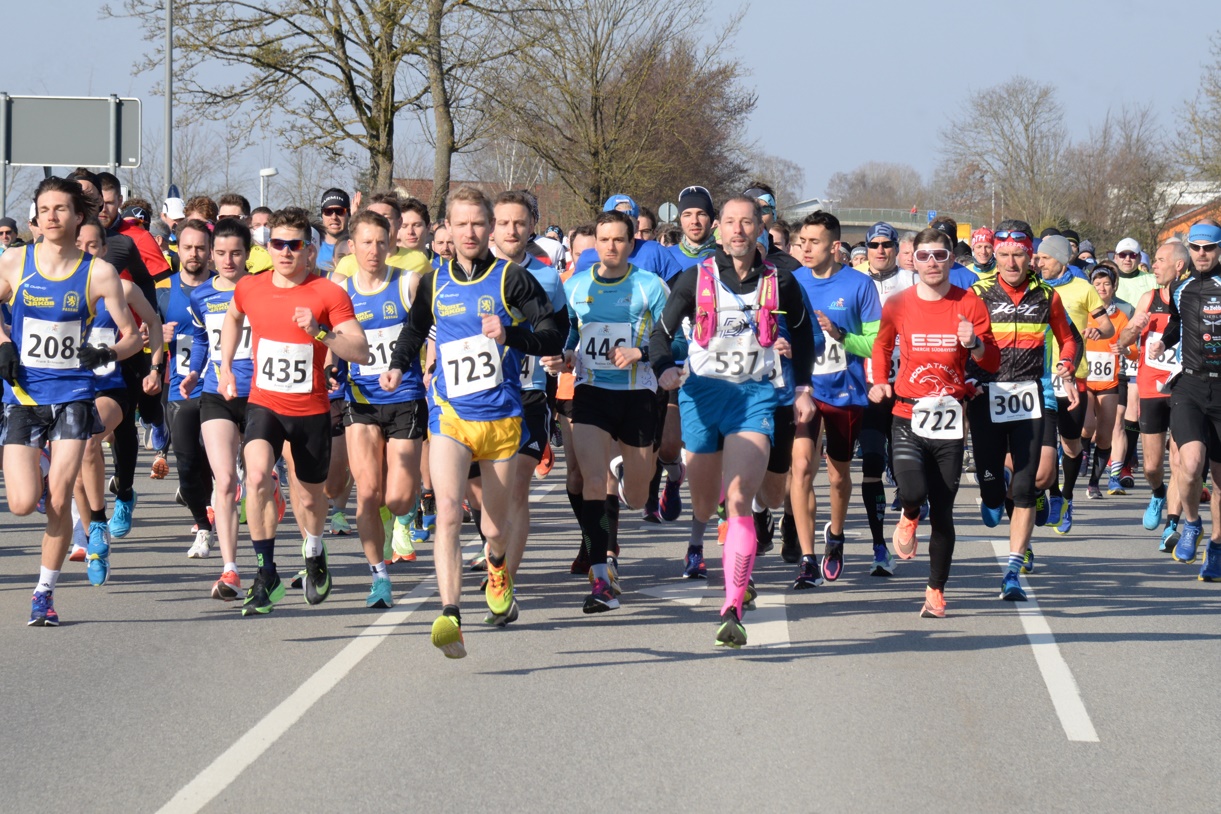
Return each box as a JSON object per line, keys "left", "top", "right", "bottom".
{"left": 477, "top": 295, "right": 495, "bottom": 315}
{"left": 22, "top": 290, "right": 54, "bottom": 308}
{"left": 828, "top": 297, "right": 845, "bottom": 309}
{"left": 721, "top": 316, "right": 750, "bottom": 336}
{"left": 63, "top": 291, "right": 81, "bottom": 312}
{"left": 437, "top": 301, "right": 467, "bottom": 317}
{"left": 383, "top": 302, "right": 398, "bottom": 319}
{"left": 355, "top": 310, "right": 374, "bottom": 323}
{"left": 910, "top": 334, "right": 958, "bottom": 349}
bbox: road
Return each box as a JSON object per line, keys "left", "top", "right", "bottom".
{"left": 1, "top": 448, "right": 1218, "bottom": 813}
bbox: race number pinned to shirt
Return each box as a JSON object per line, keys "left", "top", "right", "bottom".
{"left": 175, "top": 333, "right": 193, "bottom": 376}
{"left": 360, "top": 325, "right": 398, "bottom": 376}
{"left": 988, "top": 381, "right": 1042, "bottom": 423}
{"left": 813, "top": 337, "right": 847, "bottom": 376}
{"left": 699, "top": 334, "right": 771, "bottom": 383}
{"left": 205, "top": 313, "right": 253, "bottom": 361}
{"left": 580, "top": 322, "right": 631, "bottom": 371}
{"left": 256, "top": 338, "right": 313, "bottom": 394}
{"left": 1086, "top": 350, "right": 1115, "bottom": 383}
{"left": 1051, "top": 371, "right": 1067, "bottom": 398}
{"left": 911, "top": 395, "right": 963, "bottom": 440}
{"left": 20, "top": 317, "right": 81, "bottom": 371}
{"left": 1120, "top": 353, "right": 1139, "bottom": 379}
{"left": 87, "top": 326, "right": 117, "bottom": 377}
{"left": 440, "top": 333, "right": 502, "bottom": 398}
{"left": 1144, "top": 331, "right": 1181, "bottom": 374}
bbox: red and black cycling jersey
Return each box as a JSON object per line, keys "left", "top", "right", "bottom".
{"left": 967, "top": 270, "right": 1079, "bottom": 384}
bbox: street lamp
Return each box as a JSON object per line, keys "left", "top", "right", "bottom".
{"left": 259, "top": 167, "right": 278, "bottom": 208}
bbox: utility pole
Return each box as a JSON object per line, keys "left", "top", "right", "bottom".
{"left": 164, "top": 0, "right": 173, "bottom": 198}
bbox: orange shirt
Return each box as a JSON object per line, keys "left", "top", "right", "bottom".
{"left": 1085, "top": 306, "right": 1133, "bottom": 392}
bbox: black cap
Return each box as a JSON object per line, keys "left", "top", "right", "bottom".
{"left": 320, "top": 188, "right": 350, "bottom": 213}
{"left": 0, "top": 216, "right": 16, "bottom": 230}
{"left": 1039, "top": 227, "right": 1061, "bottom": 238}
{"left": 1061, "top": 229, "right": 1080, "bottom": 244}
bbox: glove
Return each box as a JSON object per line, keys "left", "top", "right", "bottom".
{"left": 78, "top": 343, "right": 118, "bottom": 370}
{"left": 0, "top": 341, "right": 18, "bottom": 385}
{"left": 325, "top": 365, "right": 340, "bottom": 388}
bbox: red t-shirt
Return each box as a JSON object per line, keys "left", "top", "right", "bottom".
{"left": 872, "top": 285, "right": 1000, "bottom": 419}
{"left": 233, "top": 272, "right": 356, "bottom": 416}
{"left": 117, "top": 220, "right": 172, "bottom": 277}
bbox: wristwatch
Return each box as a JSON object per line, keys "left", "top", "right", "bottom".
{"left": 314, "top": 327, "right": 330, "bottom": 341}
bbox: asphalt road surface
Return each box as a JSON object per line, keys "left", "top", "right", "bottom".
{"left": 1, "top": 447, "right": 1218, "bottom": 813}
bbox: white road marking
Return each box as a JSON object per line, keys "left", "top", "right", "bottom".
{"left": 990, "top": 539, "right": 1100, "bottom": 743}
{"left": 637, "top": 583, "right": 790, "bottom": 647}
{"left": 638, "top": 583, "right": 719, "bottom": 607}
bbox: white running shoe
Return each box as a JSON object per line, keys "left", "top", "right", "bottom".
{"left": 187, "top": 529, "right": 215, "bottom": 559}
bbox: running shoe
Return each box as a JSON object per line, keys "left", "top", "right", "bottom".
{"left": 272, "top": 473, "right": 287, "bottom": 523}
{"left": 28, "top": 591, "right": 59, "bottom": 626}
{"left": 410, "top": 524, "right": 430, "bottom": 544}
{"left": 302, "top": 541, "right": 333, "bottom": 605}
{"left": 754, "top": 508, "right": 775, "bottom": 555}
{"left": 659, "top": 462, "right": 686, "bottom": 522}
{"left": 583, "top": 577, "right": 620, "bottom": 613}
{"left": 716, "top": 520, "right": 728, "bottom": 545}
{"left": 1086, "top": 484, "right": 1102, "bottom": 500}
{"left": 1160, "top": 521, "right": 1180, "bottom": 554}
{"left": 964, "top": 447, "right": 975, "bottom": 474}
{"left": 211, "top": 570, "right": 241, "bottom": 601}
{"left": 485, "top": 561, "right": 514, "bottom": 617}
{"left": 920, "top": 586, "right": 946, "bottom": 619}
{"left": 1055, "top": 500, "right": 1074, "bottom": 535}
{"left": 462, "top": 500, "right": 474, "bottom": 523}
{"left": 1000, "top": 572, "right": 1027, "bottom": 601}
{"left": 571, "top": 546, "right": 591, "bottom": 575}
{"left": 1046, "top": 495, "right": 1065, "bottom": 528}
{"left": 1119, "top": 467, "right": 1135, "bottom": 490}
{"left": 1107, "top": 475, "right": 1125, "bottom": 495}
{"left": 109, "top": 490, "right": 136, "bottom": 539}
{"left": 485, "top": 596, "right": 520, "bottom": 626}
{"left": 366, "top": 577, "right": 394, "bottom": 609}
{"left": 242, "top": 570, "right": 285, "bottom": 616}
{"left": 469, "top": 543, "right": 489, "bottom": 571}
{"left": 1203, "top": 485, "right": 1213, "bottom": 504}
{"left": 187, "top": 529, "right": 214, "bottom": 559}
{"left": 150, "top": 421, "right": 169, "bottom": 450}
{"left": 743, "top": 579, "right": 757, "bottom": 612}
{"left": 431, "top": 614, "right": 466, "bottom": 658}
{"left": 893, "top": 514, "right": 918, "bottom": 560}
{"left": 1034, "top": 492, "right": 1049, "bottom": 526}
{"left": 1200, "top": 542, "right": 1221, "bottom": 582}
{"left": 329, "top": 511, "right": 351, "bottom": 536}
{"left": 889, "top": 491, "right": 901, "bottom": 511}
{"left": 980, "top": 501, "right": 1004, "bottom": 528}
{"left": 1174, "top": 519, "right": 1205, "bottom": 564}
{"left": 1141, "top": 494, "right": 1169, "bottom": 530}
{"left": 608, "top": 454, "right": 624, "bottom": 485}
{"left": 606, "top": 557, "right": 622, "bottom": 597}
{"left": 792, "top": 555, "right": 823, "bottom": 590}
{"left": 421, "top": 492, "right": 437, "bottom": 532}
{"left": 683, "top": 547, "right": 707, "bottom": 579}
{"left": 391, "top": 517, "right": 417, "bottom": 562}
{"left": 1021, "top": 545, "right": 1036, "bottom": 575}
{"left": 871, "top": 543, "right": 895, "bottom": 577}
{"left": 86, "top": 521, "right": 111, "bottom": 586}
{"left": 779, "top": 513, "right": 800, "bottom": 563}
{"left": 642, "top": 495, "right": 662, "bottom": 523}
{"left": 150, "top": 451, "right": 169, "bottom": 480}
{"left": 535, "top": 442, "right": 554, "bottom": 478}
{"left": 821, "top": 522, "right": 844, "bottom": 581}
{"left": 715, "top": 606, "right": 747, "bottom": 649}
{"left": 918, "top": 500, "right": 929, "bottom": 522}
{"left": 69, "top": 544, "right": 86, "bottom": 563}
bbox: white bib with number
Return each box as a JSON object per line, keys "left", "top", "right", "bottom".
{"left": 580, "top": 322, "right": 632, "bottom": 371}
{"left": 439, "top": 334, "right": 502, "bottom": 398}
{"left": 1120, "top": 354, "right": 1139, "bottom": 379}
{"left": 813, "top": 337, "right": 847, "bottom": 376}
{"left": 689, "top": 333, "right": 773, "bottom": 383}
{"left": 205, "top": 313, "right": 252, "bottom": 361}
{"left": 1051, "top": 372, "right": 1067, "bottom": 398}
{"left": 256, "top": 338, "right": 313, "bottom": 394}
{"left": 88, "top": 326, "right": 117, "bottom": 377}
{"left": 1145, "top": 331, "right": 1181, "bottom": 374}
{"left": 175, "top": 333, "right": 193, "bottom": 377}
{"left": 20, "top": 317, "right": 80, "bottom": 370}
{"left": 1086, "top": 350, "right": 1115, "bottom": 383}
{"left": 988, "top": 381, "right": 1042, "bottom": 423}
{"left": 361, "top": 326, "right": 398, "bottom": 376}
{"left": 911, "top": 395, "right": 963, "bottom": 440}
{"left": 519, "top": 354, "right": 538, "bottom": 388}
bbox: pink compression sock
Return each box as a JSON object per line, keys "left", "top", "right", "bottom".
{"left": 721, "top": 515, "right": 757, "bottom": 616}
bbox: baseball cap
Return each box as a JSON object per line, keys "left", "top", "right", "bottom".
{"left": 163, "top": 197, "right": 186, "bottom": 220}
{"left": 866, "top": 222, "right": 898, "bottom": 243}
{"left": 602, "top": 194, "right": 639, "bottom": 219}
{"left": 970, "top": 227, "right": 995, "bottom": 246}
{"left": 1115, "top": 237, "right": 1141, "bottom": 255}
{"left": 121, "top": 205, "right": 150, "bottom": 228}
{"left": 320, "top": 188, "right": 351, "bottom": 213}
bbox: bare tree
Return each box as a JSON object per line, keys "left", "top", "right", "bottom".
{"left": 746, "top": 153, "right": 806, "bottom": 210}
{"left": 1177, "top": 31, "right": 1221, "bottom": 184}
{"left": 826, "top": 161, "right": 927, "bottom": 210}
{"left": 124, "top": 122, "right": 243, "bottom": 203}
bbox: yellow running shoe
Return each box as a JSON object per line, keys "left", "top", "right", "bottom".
{"left": 431, "top": 614, "right": 466, "bottom": 659}
{"left": 485, "top": 561, "right": 514, "bottom": 616}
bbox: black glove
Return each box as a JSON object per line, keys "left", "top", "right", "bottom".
{"left": 325, "top": 365, "right": 340, "bottom": 388}
{"left": 0, "top": 341, "right": 18, "bottom": 385}
{"left": 78, "top": 343, "right": 118, "bottom": 370}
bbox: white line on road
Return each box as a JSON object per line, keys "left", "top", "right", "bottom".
{"left": 637, "top": 583, "right": 790, "bottom": 647}
{"left": 990, "top": 539, "right": 1100, "bottom": 743}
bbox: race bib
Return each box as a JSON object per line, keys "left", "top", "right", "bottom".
{"left": 764, "top": 359, "right": 786, "bottom": 391}
{"left": 1086, "top": 350, "right": 1115, "bottom": 383}
{"left": 699, "top": 334, "right": 771, "bottom": 383}
{"left": 88, "top": 326, "right": 117, "bottom": 377}
{"left": 813, "top": 337, "right": 847, "bottom": 376}
{"left": 439, "top": 334, "right": 502, "bottom": 398}
{"left": 1051, "top": 372, "right": 1067, "bottom": 398}
{"left": 1120, "top": 354, "right": 1139, "bottom": 379}
{"left": 580, "top": 322, "right": 632, "bottom": 371}
{"left": 256, "top": 338, "right": 313, "bottom": 394}
{"left": 205, "top": 313, "right": 253, "bottom": 361}
{"left": 988, "top": 381, "right": 1042, "bottom": 423}
{"left": 911, "top": 395, "right": 963, "bottom": 440}
{"left": 1145, "top": 331, "right": 1180, "bottom": 374}
{"left": 175, "top": 333, "right": 193, "bottom": 377}
{"left": 519, "top": 354, "right": 538, "bottom": 389}
{"left": 361, "top": 325, "right": 398, "bottom": 376}
{"left": 20, "top": 317, "right": 81, "bottom": 370}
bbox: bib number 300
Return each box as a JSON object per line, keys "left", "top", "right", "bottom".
{"left": 911, "top": 395, "right": 963, "bottom": 440}
{"left": 988, "top": 381, "right": 1042, "bottom": 423}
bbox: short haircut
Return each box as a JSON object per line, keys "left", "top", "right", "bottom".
{"left": 212, "top": 218, "right": 252, "bottom": 251}
{"left": 720, "top": 195, "right": 764, "bottom": 222}
{"left": 67, "top": 167, "right": 102, "bottom": 194}
{"left": 80, "top": 217, "right": 108, "bottom": 243}
{"left": 251, "top": 206, "right": 273, "bottom": 219}
{"left": 447, "top": 187, "right": 493, "bottom": 222}
{"left": 799, "top": 210, "right": 841, "bottom": 241}
{"left": 899, "top": 230, "right": 918, "bottom": 246}
{"left": 96, "top": 171, "right": 122, "bottom": 197}
{"left": 595, "top": 210, "right": 634, "bottom": 238}
{"left": 185, "top": 196, "right": 219, "bottom": 222}
{"left": 268, "top": 207, "right": 313, "bottom": 239}
{"left": 1163, "top": 240, "right": 1190, "bottom": 267}
{"left": 178, "top": 218, "right": 213, "bottom": 245}
{"left": 35, "top": 176, "right": 98, "bottom": 225}
{"left": 913, "top": 227, "right": 953, "bottom": 251}
{"left": 637, "top": 205, "right": 658, "bottom": 226}
{"left": 349, "top": 210, "right": 392, "bottom": 237}
{"left": 367, "top": 191, "right": 402, "bottom": 219}
{"left": 218, "top": 193, "right": 251, "bottom": 217}
{"left": 400, "top": 196, "right": 431, "bottom": 227}
{"left": 571, "top": 223, "right": 596, "bottom": 240}
{"left": 493, "top": 190, "right": 536, "bottom": 223}
{"left": 769, "top": 219, "right": 791, "bottom": 243}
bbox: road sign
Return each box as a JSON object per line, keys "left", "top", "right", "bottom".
{"left": 658, "top": 202, "right": 678, "bottom": 223}
{"left": 927, "top": 210, "right": 937, "bottom": 223}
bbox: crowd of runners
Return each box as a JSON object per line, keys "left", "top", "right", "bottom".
{"left": 1, "top": 173, "right": 1217, "bottom": 654}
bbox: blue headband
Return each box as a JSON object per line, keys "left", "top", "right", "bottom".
{"left": 1189, "top": 223, "right": 1221, "bottom": 245}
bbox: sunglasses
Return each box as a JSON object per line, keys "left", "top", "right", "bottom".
{"left": 867, "top": 240, "right": 895, "bottom": 250}
{"left": 321, "top": 207, "right": 347, "bottom": 217}
{"left": 1189, "top": 243, "right": 1219, "bottom": 252}
{"left": 268, "top": 238, "right": 310, "bottom": 252}
{"left": 1115, "top": 251, "right": 1140, "bottom": 259}
{"left": 680, "top": 185, "right": 711, "bottom": 198}
{"left": 914, "top": 248, "right": 951, "bottom": 263}
{"left": 994, "top": 230, "right": 1029, "bottom": 241}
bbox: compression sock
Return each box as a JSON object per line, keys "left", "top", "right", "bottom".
{"left": 861, "top": 480, "right": 886, "bottom": 545}
{"left": 1090, "top": 446, "right": 1110, "bottom": 485}
{"left": 688, "top": 517, "right": 708, "bottom": 548}
{"left": 1061, "top": 451, "right": 1085, "bottom": 501}
{"left": 566, "top": 490, "right": 584, "bottom": 522}
{"left": 252, "top": 537, "right": 276, "bottom": 576}
{"left": 720, "top": 515, "right": 757, "bottom": 616}
{"left": 605, "top": 495, "right": 620, "bottom": 554}
{"left": 1153, "top": 484, "right": 1168, "bottom": 499}
{"left": 1123, "top": 421, "right": 1140, "bottom": 469}
{"left": 580, "top": 499, "right": 610, "bottom": 566}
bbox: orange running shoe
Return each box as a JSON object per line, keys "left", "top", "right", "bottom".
{"left": 717, "top": 520, "right": 728, "bottom": 546}
{"left": 273, "top": 473, "right": 287, "bottom": 523}
{"left": 69, "top": 545, "right": 87, "bottom": 563}
{"left": 920, "top": 586, "right": 946, "bottom": 618}
{"left": 893, "top": 514, "right": 919, "bottom": 560}
{"left": 535, "top": 442, "right": 554, "bottom": 479}
{"left": 150, "top": 452, "right": 169, "bottom": 479}
{"left": 211, "top": 570, "right": 242, "bottom": 601}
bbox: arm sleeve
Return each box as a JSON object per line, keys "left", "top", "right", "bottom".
{"left": 650, "top": 267, "right": 698, "bottom": 376}
{"left": 564, "top": 303, "right": 580, "bottom": 351}
{"left": 844, "top": 282, "right": 881, "bottom": 359}
{"left": 870, "top": 298, "right": 899, "bottom": 386}
{"left": 1048, "top": 295, "right": 1081, "bottom": 368}
{"left": 187, "top": 293, "right": 209, "bottom": 376}
{"left": 390, "top": 273, "right": 434, "bottom": 372}
{"left": 1162, "top": 283, "right": 1183, "bottom": 348}
{"left": 501, "top": 265, "right": 565, "bottom": 357}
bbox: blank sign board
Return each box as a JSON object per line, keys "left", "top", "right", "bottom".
{"left": 2, "top": 95, "right": 141, "bottom": 168}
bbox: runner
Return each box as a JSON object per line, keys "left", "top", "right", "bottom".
{"left": 382, "top": 187, "right": 564, "bottom": 658}
{"left": 650, "top": 196, "right": 818, "bottom": 648}
{"left": 0, "top": 176, "right": 144, "bottom": 625}
{"left": 1112, "top": 236, "right": 1158, "bottom": 486}
{"left": 316, "top": 189, "right": 351, "bottom": 271}
{"left": 1080, "top": 262, "right": 1134, "bottom": 500}
{"left": 869, "top": 226, "right": 998, "bottom": 617}
{"left": 969, "top": 227, "right": 997, "bottom": 279}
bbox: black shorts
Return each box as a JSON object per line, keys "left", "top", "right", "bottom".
{"left": 1054, "top": 394, "right": 1087, "bottom": 442}
{"left": 1139, "top": 396, "right": 1172, "bottom": 436}
{"left": 344, "top": 399, "right": 428, "bottom": 441}
{"left": 555, "top": 398, "right": 574, "bottom": 419}
{"left": 1042, "top": 407, "right": 1060, "bottom": 447}
{"left": 329, "top": 397, "right": 346, "bottom": 438}
{"left": 245, "top": 404, "right": 332, "bottom": 484}
{"left": 517, "top": 393, "right": 551, "bottom": 461}
{"left": 572, "top": 386, "right": 657, "bottom": 448}
{"left": 1, "top": 401, "right": 103, "bottom": 446}
{"left": 766, "top": 404, "right": 796, "bottom": 474}
{"left": 96, "top": 387, "right": 133, "bottom": 422}
{"left": 1117, "top": 377, "right": 1128, "bottom": 404}
{"left": 200, "top": 391, "right": 249, "bottom": 431}
{"left": 1169, "top": 376, "right": 1221, "bottom": 462}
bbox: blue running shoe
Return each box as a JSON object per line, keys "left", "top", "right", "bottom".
{"left": 1142, "top": 495, "right": 1166, "bottom": 531}
{"left": 1107, "top": 475, "right": 1126, "bottom": 496}
{"left": 870, "top": 544, "right": 895, "bottom": 577}
{"left": 980, "top": 501, "right": 1004, "bottom": 528}
{"left": 1200, "top": 542, "right": 1221, "bottom": 581}
{"left": 150, "top": 422, "right": 170, "bottom": 451}
{"left": 918, "top": 500, "right": 929, "bottom": 522}
{"left": 1160, "top": 521, "right": 1181, "bottom": 554}
{"left": 86, "top": 521, "right": 111, "bottom": 586}
{"left": 1055, "top": 500, "right": 1073, "bottom": 535}
{"left": 1034, "top": 492, "right": 1049, "bottom": 527}
{"left": 28, "top": 591, "right": 59, "bottom": 626}
{"left": 1046, "top": 495, "right": 1065, "bottom": 527}
{"left": 109, "top": 491, "right": 136, "bottom": 538}
{"left": 1174, "top": 519, "right": 1205, "bottom": 564}
{"left": 1000, "top": 571, "right": 1027, "bottom": 601}
{"left": 1021, "top": 545, "right": 1036, "bottom": 575}
{"left": 683, "top": 547, "right": 707, "bottom": 579}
